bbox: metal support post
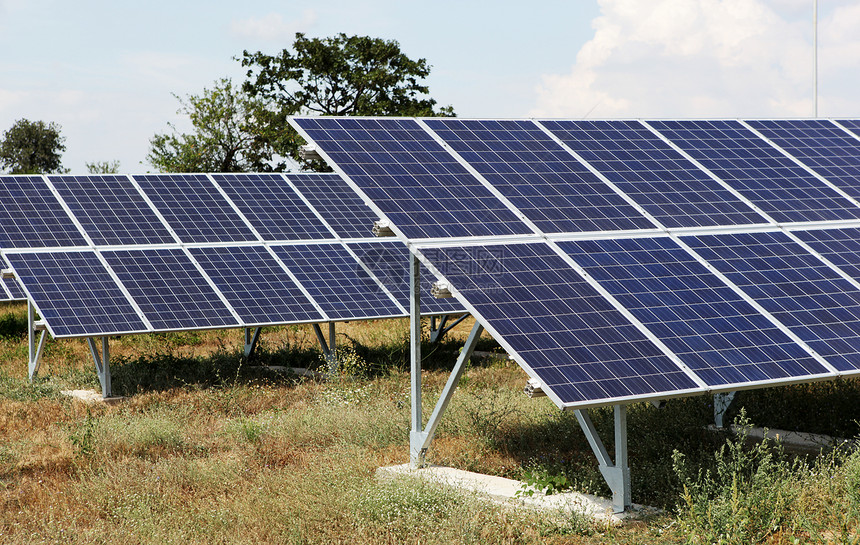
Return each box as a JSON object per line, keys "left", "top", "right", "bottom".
{"left": 412, "top": 320, "right": 484, "bottom": 462}
{"left": 429, "top": 313, "right": 469, "bottom": 344}
{"left": 27, "top": 301, "right": 47, "bottom": 381}
{"left": 409, "top": 253, "right": 425, "bottom": 467}
{"left": 87, "top": 336, "right": 112, "bottom": 398}
{"left": 574, "top": 405, "right": 632, "bottom": 513}
{"left": 243, "top": 327, "right": 262, "bottom": 358}
{"left": 714, "top": 391, "right": 736, "bottom": 428}
{"left": 312, "top": 323, "right": 337, "bottom": 373}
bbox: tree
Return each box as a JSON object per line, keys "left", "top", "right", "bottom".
{"left": 86, "top": 160, "right": 121, "bottom": 174}
{"left": 241, "top": 33, "right": 455, "bottom": 170}
{"left": 0, "top": 119, "right": 67, "bottom": 174}
{"left": 147, "top": 78, "right": 264, "bottom": 173}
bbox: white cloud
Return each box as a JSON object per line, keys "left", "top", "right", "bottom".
{"left": 229, "top": 10, "right": 317, "bottom": 42}
{"left": 530, "top": 0, "right": 856, "bottom": 118}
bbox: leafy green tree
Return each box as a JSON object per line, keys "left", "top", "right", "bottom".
{"left": 147, "top": 78, "right": 263, "bottom": 173}
{"left": 0, "top": 118, "right": 67, "bottom": 174}
{"left": 241, "top": 33, "right": 455, "bottom": 170}
{"left": 86, "top": 160, "right": 121, "bottom": 174}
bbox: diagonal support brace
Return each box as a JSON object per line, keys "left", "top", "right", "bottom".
{"left": 574, "top": 405, "right": 631, "bottom": 513}
{"left": 429, "top": 313, "right": 469, "bottom": 344}
{"left": 244, "top": 327, "right": 262, "bottom": 358}
{"left": 411, "top": 321, "right": 484, "bottom": 466}
{"left": 313, "top": 322, "right": 337, "bottom": 373}
{"left": 27, "top": 301, "right": 47, "bottom": 381}
{"left": 714, "top": 391, "right": 736, "bottom": 428}
{"left": 87, "top": 336, "right": 112, "bottom": 398}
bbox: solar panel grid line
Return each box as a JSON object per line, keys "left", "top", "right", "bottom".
{"left": 413, "top": 118, "right": 545, "bottom": 236}
{"left": 259, "top": 243, "right": 334, "bottom": 322}
{"left": 640, "top": 121, "right": 776, "bottom": 224}
{"left": 340, "top": 243, "right": 408, "bottom": 315}
{"left": 177, "top": 245, "right": 248, "bottom": 326}
{"left": 123, "top": 175, "right": 186, "bottom": 245}
{"left": 542, "top": 239, "right": 710, "bottom": 390}
{"left": 412, "top": 242, "right": 707, "bottom": 409}
{"left": 737, "top": 120, "right": 860, "bottom": 215}
{"left": 0, "top": 175, "right": 91, "bottom": 249}
{"left": 665, "top": 234, "right": 841, "bottom": 376}
{"left": 832, "top": 119, "right": 860, "bottom": 142}
{"left": 530, "top": 120, "right": 669, "bottom": 232}
{"left": 90, "top": 248, "right": 156, "bottom": 331}
{"left": 203, "top": 174, "right": 269, "bottom": 242}
{"left": 39, "top": 175, "right": 109, "bottom": 248}
{"left": 781, "top": 228, "right": 860, "bottom": 297}
{"left": 274, "top": 173, "right": 344, "bottom": 240}
{"left": 286, "top": 173, "right": 382, "bottom": 240}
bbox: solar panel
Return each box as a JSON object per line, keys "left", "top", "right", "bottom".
{"left": 684, "top": 231, "right": 860, "bottom": 374}
{"left": 558, "top": 237, "right": 828, "bottom": 386}
{"left": 837, "top": 119, "right": 860, "bottom": 137}
{"left": 286, "top": 173, "right": 380, "bottom": 239}
{"left": 538, "top": 120, "right": 765, "bottom": 228}
{"left": 101, "top": 248, "right": 240, "bottom": 331}
{"left": 48, "top": 175, "right": 176, "bottom": 245}
{"left": 291, "top": 117, "right": 534, "bottom": 239}
{"left": 211, "top": 173, "right": 334, "bottom": 241}
{"left": 424, "top": 118, "right": 654, "bottom": 233}
{"left": 0, "top": 176, "right": 88, "bottom": 248}
{"left": 133, "top": 174, "right": 257, "bottom": 243}
{"left": 188, "top": 245, "right": 324, "bottom": 325}
{"left": 271, "top": 243, "right": 404, "bottom": 320}
{"left": 3, "top": 250, "right": 147, "bottom": 337}
{"left": 746, "top": 119, "right": 860, "bottom": 202}
{"left": 793, "top": 227, "right": 860, "bottom": 285}
{"left": 347, "top": 241, "right": 464, "bottom": 315}
{"left": 3, "top": 277, "right": 25, "bottom": 300}
{"left": 650, "top": 120, "right": 860, "bottom": 223}
{"left": 420, "top": 241, "right": 702, "bottom": 405}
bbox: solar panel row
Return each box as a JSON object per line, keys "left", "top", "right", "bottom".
{"left": 291, "top": 116, "right": 860, "bottom": 409}
{"left": 0, "top": 173, "right": 464, "bottom": 338}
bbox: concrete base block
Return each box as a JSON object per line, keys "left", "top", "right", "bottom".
{"left": 60, "top": 389, "right": 125, "bottom": 405}
{"left": 376, "top": 464, "right": 656, "bottom": 525}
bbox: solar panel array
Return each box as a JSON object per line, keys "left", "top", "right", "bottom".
{"left": 291, "top": 116, "right": 860, "bottom": 409}
{"left": 0, "top": 173, "right": 464, "bottom": 339}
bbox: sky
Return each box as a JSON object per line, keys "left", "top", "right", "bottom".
{"left": 0, "top": 0, "right": 857, "bottom": 173}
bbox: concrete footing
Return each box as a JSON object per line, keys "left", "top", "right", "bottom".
{"left": 60, "top": 389, "right": 125, "bottom": 405}
{"left": 376, "top": 464, "right": 656, "bottom": 525}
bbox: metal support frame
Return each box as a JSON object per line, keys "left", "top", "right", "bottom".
{"left": 714, "top": 391, "right": 737, "bottom": 428}
{"left": 574, "top": 405, "right": 631, "bottom": 513}
{"left": 27, "top": 301, "right": 47, "bottom": 381}
{"left": 87, "top": 336, "right": 112, "bottom": 398}
{"left": 429, "top": 313, "right": 469, "bottom": 344}
{"left": 313, "top": 322, "right": 337, "bottom": 372}
{"left": 243, "top": 327, "right": 263, "bottom": 358}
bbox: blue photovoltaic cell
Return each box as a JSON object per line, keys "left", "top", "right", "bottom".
{"left": 291, "top": 117, "right": 533, "bottom": 238}
{"left": 424, "top": 118, "right": 654, "bottom": 233}
{"left": 0, "top": 176, "right": 88, "bottom": 248}
{"left": 188, "top": 245, "right": 323, "bottom": 325}
{"left": 747, "top": 119, "right": 860, "bottom": 202}
{"left": 685, "top": 231, "right": 860, "bottom": 373}
{"left": 49, "top": 175, "right": 176, "bottom": 245}
{"left": 793, "top": 228, "right": 860, "bottom": 283}
{"left": 3, "top": 277, "right": 25, "bottom": 300}
{"left": 347, "top": 241, "right": 464, "bottom": 315}
{"left": 271, "top": 243, "right": 403, "bottom": 320}
{"left": 539, "top": 120, "right": 764, "bottom": 228}
{"left": 4, "top": 251, "right": 147, "bottom": 337}
{"left": 838, "top": 120, "right": 860, "bottom": 138}
{"left": 286, "top": 173, "right": 380, "bottom": 239}
{"left": 651, "top": 120, "right": 860, "bottom": 223}
{"left": 133, "top": 174, "right": 257, "bottom": 243}
{"left": 559, "top": 237, "right": 827, "bottom": 386}
{"left": 422, "top": 242, "right": 700, "bottom": 405}
{"left": 212, "top": 173, "right": 334, "bottom": 241}
{"left": 102, "top": 248, "right": 239, "bottom": 331}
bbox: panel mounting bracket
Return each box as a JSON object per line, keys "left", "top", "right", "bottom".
{"left": 243, "top": 326, "right": 263, "bottom": 359}
{"left": 27, "top": 301, "right": 48, "bottom": 381}
{"left": 574, "top": 406, "right": 631, "bottom": 513}
{"left": 87, "top": 336, "right": 112, "bottom": 398}
{"left": 313, "top": 322, "right": 337, "bottom": 373}
{"left": 429, "top": 313, "right": 468, "bottom": 344}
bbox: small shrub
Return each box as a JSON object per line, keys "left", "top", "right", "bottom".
{"left": 673, "top": 411, "right": 804, "bottom": 544}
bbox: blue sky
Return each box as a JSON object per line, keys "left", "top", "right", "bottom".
{"left": 0, "top": 0, "right": 857, "bottom": 173}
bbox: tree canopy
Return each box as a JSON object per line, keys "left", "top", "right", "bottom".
{"left": 0, "top": 119, "right": 67, "bottom": 174}
{"left": 240, "top": 33, "right": 454, "bottom": 171}
{"left": 147, "top": 78, "right": 264, "bottom": 173}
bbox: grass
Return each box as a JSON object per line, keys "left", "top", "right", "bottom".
{"left": 1, "top": 300, "right": 860, "bottom": 543}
